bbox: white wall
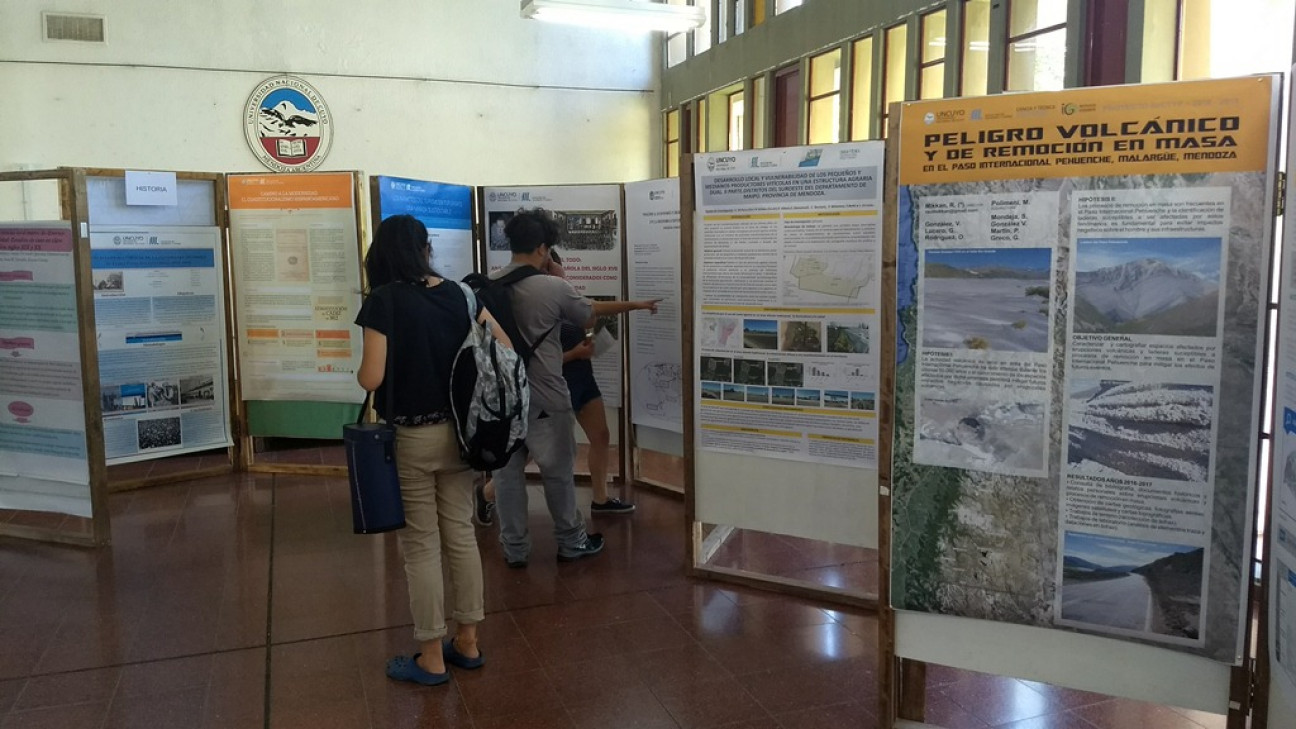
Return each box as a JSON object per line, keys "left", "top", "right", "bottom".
{"left": 0, "top": 0, "right": 660, "bottom": 198}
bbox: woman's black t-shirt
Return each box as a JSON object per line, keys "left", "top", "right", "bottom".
{"left": 354, "top": 281, "right": 471, "bottom": 424}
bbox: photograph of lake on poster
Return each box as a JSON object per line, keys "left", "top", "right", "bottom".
{"left": 743, "top": 319, "right": 778, "bottom": 350}
{"left": 1067, "top": 379, "right": 1213, "bottom": 482}
{"left": 746, "top": 386, "right": 770, "bottom": 403}
{"left": 701, "top": 382, "right": 723, "bottom": 400}
{"left": 1073, "top": 237, "right": 1221, "bottom": 337}
{"left": 921, "top": 248, "right": 1051, "bottom": 352}
{"left": 1061, "top": 531, "right": 1203, "bottom": 640}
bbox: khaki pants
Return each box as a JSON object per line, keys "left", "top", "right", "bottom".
{"left": 394, "top": 422, "right": 484, "bottom": 641}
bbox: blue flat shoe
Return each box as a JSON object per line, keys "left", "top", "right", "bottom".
{"left": 442, "top": 639, "right": 485, "bottom": 670}
{"left": 385, "top": 654, "right": 450, "bottom": 686}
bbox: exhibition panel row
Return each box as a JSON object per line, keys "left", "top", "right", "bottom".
{"left": 3, "top": 72, "right": 1294, "bottom": 727}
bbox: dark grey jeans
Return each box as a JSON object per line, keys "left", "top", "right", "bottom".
{"left": 494, "top": 408, "right": 589, "bottom": 562}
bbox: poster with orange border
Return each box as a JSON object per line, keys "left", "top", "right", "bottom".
{"left": 227, "top": 172, "right": 364, "bottom": 402}
{"left": 890, "top": 76, "right": 1280, "bottom": 663}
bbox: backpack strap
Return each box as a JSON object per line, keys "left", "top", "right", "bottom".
{"left": 455, "top": 281, "right": 478, "bottom": 327}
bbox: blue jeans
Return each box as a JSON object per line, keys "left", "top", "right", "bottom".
{"left": 494, "top": 408, "right": 589, "bottom": 562}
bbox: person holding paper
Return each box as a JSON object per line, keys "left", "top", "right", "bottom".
{"left": 474, "top": 247, "right": 660, "bottom": 523}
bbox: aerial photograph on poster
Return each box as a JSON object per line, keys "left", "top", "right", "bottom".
{"left": 921, "top": 248, "right": 1052, "bottom": 352}
{"left": 1067, "top": 379, "right": 1214, "bottom": 482}
{"left": 700, "top": 356, "right": 733, "bottom": 382}
{"left": 917, "top": 393, "right": 1047, "bottom": 473}
{"left": 1061, "top": 531, "right": 1204, "bottom": 640}
{"left": 771, "top": 387, "right": 796, "bottom": 406}
{"left": 767, "top": 361, "right": 804, "bottom": 387}
{"left": 746, "top": 386, "right": 770, "bottom": 403}
{"left": 1073, "top": 238, "right": 1221, "bottom": 337}
{"left": 733, "top": 358, "right": 767, "bottom": 385}
{"left": 827, "top": 320, "right": 870, "bottom": 354}
{"left": 779, "top": 320, "right": 823, "bottom": 352}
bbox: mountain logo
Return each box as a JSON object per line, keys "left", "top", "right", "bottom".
{"left": 243, "top": 76, "right": 333, "bottom": 173}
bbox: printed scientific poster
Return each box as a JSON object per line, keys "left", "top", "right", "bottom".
{"left": 482, "top": 185, "right": 625, "bottom": 408}
{"left": 88, "top": 226, "right": 233, "bottom": 463}
{"left": 1271, "top": 75, "right": 1296, "bottom": 700}
{"left": 694, "top": 143, "right": 884, "bottom": 469}
{"left": 625, "top": 178, "right": 682, "bottom": 433}
{"left": 227, "top": 173, "right": 364, "bottom": 403}
{"left": 374, "top": 176, "right": 475, "bottom": 283}
{"left": 0, "top": 223, "right": 92, "bottom": 517}
{"left": 890, "top": 76, "right": 1278, "bottom": 663}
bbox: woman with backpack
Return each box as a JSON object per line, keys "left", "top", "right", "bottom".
{"left": 355, "top": 214, "right": 510, "bottom": 686}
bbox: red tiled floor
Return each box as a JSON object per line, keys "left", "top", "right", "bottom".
{"left": 0, "top": 472, "right": 1238, "bottom": 729}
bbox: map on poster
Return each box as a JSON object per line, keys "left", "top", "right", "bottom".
{"left": 694, "top": 143, "right": 884, "bottom": 469}
{"left": 891, "top": 76, "right": 1278, "bottom": 663}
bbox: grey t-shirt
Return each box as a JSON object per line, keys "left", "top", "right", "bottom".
{"left": 491, "top": 262, "right": 593, "bottom": 414}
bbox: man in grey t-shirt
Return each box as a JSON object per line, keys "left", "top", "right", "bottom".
{"left": 489, "top": 210, "right": 602, "bottom": 566}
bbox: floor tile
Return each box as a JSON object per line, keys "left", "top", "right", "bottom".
{"left": 11, "top": 666, "right": 119, "bottom": 711}
{"left": 0, "top": 701, "right": 111, "bottom": 729}
{"left": 652, "top": 675, "right": 770, "bottom": 729}
{"left": 566, "top": 685, "right": 680, "bottom": 729}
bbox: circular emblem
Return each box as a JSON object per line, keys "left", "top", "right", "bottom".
{"left": 1061, "top": 103, "right": 1077, "bottom": 115}
{"left": 244, "top": 76, "right": 332, "bottom": 172}
{"left": 923, "top": 112, "right": 936, "bottom": 125}
{"left": 488, "top": 191, "right": 497, "bottom": 202}
{"left": 706, "top": 157, "right": 716, "bottom": 171}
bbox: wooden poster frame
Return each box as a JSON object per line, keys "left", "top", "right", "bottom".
{"left": 474, "top": 183, "right": 631, "bottom": 491}
{"left": 679, "top": 153, "right": 877, "bottom": 611}
{"left": 875, "top": 89, "right": 1274, "bottom": 725}
{"left": 230, "top": 170, "right": 367, "bottom": 478}
{"left": 0, "top": 168, "right": 110, "bottom": 546}
{"left": 78, "top": 168, "right": 241, "bottom": 492}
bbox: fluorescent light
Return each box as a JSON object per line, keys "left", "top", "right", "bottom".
{"left": 520, "top": 0, "right": 706, "bottom": 33}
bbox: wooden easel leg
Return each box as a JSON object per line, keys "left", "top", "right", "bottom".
{"left": 898, "top": 658, "right": 927, "bottom": 723}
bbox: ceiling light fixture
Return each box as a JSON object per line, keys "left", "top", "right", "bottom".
{"left": 520, "top": 0, "right": 707, "bottom": 33}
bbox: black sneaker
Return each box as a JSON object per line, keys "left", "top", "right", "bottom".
{"left": 591, "top": 498, "right": 635, "bottom": 515}
{"left": 557, "top": 533, "right": 605, "bottom": 562}
{"left": 473, "top": 482, "right": 495, "bottom": 527}
{"left": 505, "top": 556, "right": 528, "bottom": 569}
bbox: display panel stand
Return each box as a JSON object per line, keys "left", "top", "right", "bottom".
{"left": 80, "top": 169, "right": 240, "bottom": 492}
{"left": 624, "top": 178, "right": 686, "bottom": 497}
{"left": 878, "top": 74, "right": 1280, "bottom": 726}
{"left": 682, "top": 145, "right": 886, "bottom": 609}
{"left": 0, "top": 168, "right": 110, "bottom": 546}
{"left": 475, "top": 184, "right": 630, "bottom": 496}
{"left": 227, "top": 171, "right": 368, "bottom": 477}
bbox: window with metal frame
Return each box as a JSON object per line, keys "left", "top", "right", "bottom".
{"left": 962, "top": 0, "right": 992, "bottom": 95}
{"left": 850, "top": 35, "right": 876, "bottom": 140}
{"left": 880, "top": 23, "right": 909, "bottom": 137}
{"left": 808, "top": 48, "right": 843, "bottom": 144}
{"left": 1005, "top": 0, "right": 1067, "bottom": 91}
{"left": 918, "top": 10, "right": 948, "bottom": 100}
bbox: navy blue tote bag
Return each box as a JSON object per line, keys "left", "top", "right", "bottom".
{"left": 343, "top": 394, "right": 405, "bottom": 534}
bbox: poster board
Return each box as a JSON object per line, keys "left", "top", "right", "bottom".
{"left": 1268, "top": 68, "right": 1296, "bottom": 715}
{"left": 482, "top": 184, "right": 626, "bottom": 409}
{"left": 625, "top": 178, "right": 685, "bottom": 491}
{"left": 0, "top": 168, "right": 110, "bottom": 546}
{"left": 884, "top": 76, "right": 1280, "bottom": 724}
{"left": 85, "top": 172, "right": 236, "bottom": 475}
{"left": 369, "top": 175, "right": 476, "bottom": 282}
{"left": 480, "top": 184, "right": 628, "bottom": 485}
{"left": 227, "top": 172, "right": 366, "bottom": 471}
{"left": 684, "top": 143, "right": 886, "bottom": 593}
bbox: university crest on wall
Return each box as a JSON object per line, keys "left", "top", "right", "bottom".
{"left": 243, "top": 76, "right": 333, "bottom": 172}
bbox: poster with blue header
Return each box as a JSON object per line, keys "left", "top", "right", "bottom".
{"left": 374, "top": 176, "right": 475, "bottom": 283}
